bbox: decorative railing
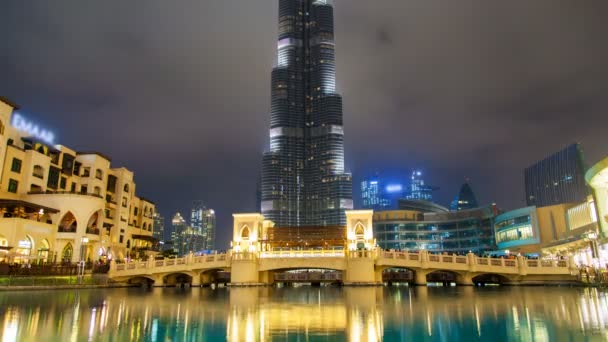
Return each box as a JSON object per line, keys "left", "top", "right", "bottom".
{"left": 28, "top": 190, "right": 103, "bottom": 199}
{"left": 260, "top": 250, "right": 345, "bottom": 258}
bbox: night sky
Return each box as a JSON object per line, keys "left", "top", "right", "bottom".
{"left": 1, "top": 1, "right": 607, "bottom": 249}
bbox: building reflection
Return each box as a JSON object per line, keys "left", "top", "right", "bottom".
{"left": 0, "top": 286, "right": 607, "bottom": 341}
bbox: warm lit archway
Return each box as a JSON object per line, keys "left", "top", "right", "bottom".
{"left": 59, "top": 212, "right": 77, "bottom": 233}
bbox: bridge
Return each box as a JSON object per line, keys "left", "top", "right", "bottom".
{"left": 108, "top": 211, "right": 579, "bottom": 286}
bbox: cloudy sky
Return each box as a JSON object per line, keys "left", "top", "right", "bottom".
{"left": 1, "top": 1, "right": 607, "bottom": 248}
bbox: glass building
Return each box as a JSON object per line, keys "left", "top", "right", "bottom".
{"left": 190, "top": 201, "right": 216, "bottom": 251}
{"left": 152, "top": 212, "right": 165, "bottom": 244}
{"left": 450, "top": 182, "right": 479, "bottom": 211}
{"left": 374, "top": 205, "right": 497, "bottom": 254}
{"left": 260, "top": 0, "right": 353, "bottom": 227}
{"left": 360, "top": 175, "right": 403, "bottom": 210}
{"left": 405, "top": 170, "right": 435, "bottom": 201}
{"left": 525, "top": 143, "right": 588, "bottom": 207}
{"left": 171, "top": 212, "right": 205, "bottom": 256}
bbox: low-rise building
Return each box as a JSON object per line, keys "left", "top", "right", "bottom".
{"left": 0, "top": 97, "right": 156, "bottom": 263}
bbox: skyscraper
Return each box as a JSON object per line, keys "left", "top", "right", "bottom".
{"left": 260, "top": 0, "right": 353, "bottom": 227}
{"left": 171, "top": 212, "right": 205, "bottom": 256}
{"left": 405, "top": 170, "right": 435, "bottom": 202}
{"left": 360, "top": 173, "right": 403, "bottom": 210}
{"left": 190, "top": 201, "right": 216, "bottom": 251}
{"left": 152, "top": 212, "right": 165, "bottom": 244}
{"left": 525, "top": 143, "right": 588, "bottom": 207}
{"left": 450, "top": 182, "right": 479, "bottom": 211}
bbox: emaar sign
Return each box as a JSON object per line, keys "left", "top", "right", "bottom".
{"left": 11, "top": 113, "right": 55, "bottom": 145}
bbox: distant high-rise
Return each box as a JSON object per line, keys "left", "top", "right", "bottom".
{"left": 260, "top": 0, "right": 353, "bottom": 227}
{"left": 190, "top": 201, "right": 216, "bottom": 251}
{"left": 450, "top": 182, "right": 479, "bottom": 211}
{"left": 360, "top": 174, "right": 403, "bottom": 210}
{"left": 152, "top": 212, "right": 165, "bottom": 243}
{"left": 525, "top": 143, "right": 588, "bottom": 207}
{"left": 405, "top": 170, "right": 435, "bottom": 202}
{"left": 171, "top": 212, "right": 205, "bottom": 256}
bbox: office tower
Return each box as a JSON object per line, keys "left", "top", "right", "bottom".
{"left": 405, "top": 170, "right": 435, "bottom": 201}
{"left": 450, "top": 182, "right": 479, "bottom": 211}
{"left": 152, "top": 212, "right": 165, "bottom": 242}
{"left": 172, "top": 212, "right": 204, "bottom": 256}
{"left": 525, "top": 143, "right": 589, "bottom": 207}
{"left": 191, "top": 201, "right": 216, "bottom": 251}
{"left": 260, "top": 0, "right": 353, "bottom": 227}
{"left": 360, "top": 174, "right": 403, "bottom": 210}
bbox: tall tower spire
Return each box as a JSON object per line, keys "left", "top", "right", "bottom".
{"left": 260, "top": 0, "right": 353, "bottom": 227}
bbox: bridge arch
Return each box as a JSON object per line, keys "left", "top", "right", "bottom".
{"left": 472, "top": 273, "right": 511, "bottom": 285}
{"left": 163, "top": 272, "right": 195, "bottom": 287}
{"left": 425, "top": 269, "right": 463, "bottom": 284}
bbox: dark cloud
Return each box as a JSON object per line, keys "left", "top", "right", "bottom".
{"left": 1, "top": 1, "right": 607, "bottom": 248}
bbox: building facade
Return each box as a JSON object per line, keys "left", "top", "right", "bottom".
{"left": 405, "top": 170, "right": 435, "bottom": 201}
{"left": 260, "top": 0, "right": 353, "bottom": 227}
{"left": 0, "top": 97, "right": 156, "bottom": 264}
{"left": 152, "top": 212, "right": 165, "bottom": 244}
{"left": 171, "top": 212, "right": 205, "bottom": 256}
{"left": 360, "top": 175, "right": 403, "bottom": 211}
{"left": 450, "top": 182, "right": 479, "bottom": 211}
{"left": 494, "top": 204, "right": 573, "bottom": 256}
{"left": 373, "top": 205, "right": 497, "bottom": 254}
{"left": 190, "top": 201, "right": 216, "bottom": 251}
{"left": 525, "top": 143, "right": 588, "bottom": 207}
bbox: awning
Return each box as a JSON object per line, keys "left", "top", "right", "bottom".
{"left": 131, "top": 235, "right": 158, "bottom": 242}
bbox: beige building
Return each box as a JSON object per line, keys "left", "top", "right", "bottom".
{"left": 0, "top": 96, "right": 156, "bottom": 264}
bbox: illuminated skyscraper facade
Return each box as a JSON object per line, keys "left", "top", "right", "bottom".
{"left": 190, "top": 201, "right": 216, "bottom": 251}
{"left": 525, "top": 143, "right": 588, "bottom": 207}
{"left": 405, "top": 170, "right": 435, "bottom": 202}
{"left": 261, "top": 0, "right": 353, "bottom": 227}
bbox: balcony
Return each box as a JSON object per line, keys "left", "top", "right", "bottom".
{"left": 28, "top": 190, "right": 103, "bottom": 199}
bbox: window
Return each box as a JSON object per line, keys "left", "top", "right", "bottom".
{"left": 95, "top": 169, "right": 103, "bottom": 180}
{"left": 134, "top": 207, "right": 139, "bottom": 216}
{"left": 123, "top": 184, "right": 130, "bottom": 193}
{"left": 48, "top": 167, "right": 60, "bottom": 189}
{"left": 8, "top": 179, "right": 18, "bottom": 193}
{"left": 60, "top": 177, "right": 67, "bottom": 189}
{"left": 82, "top": 167, "right": 90, "bottom": 177}
{"left": 11, "top": 158, "right": 22, "bottom": 173}
{"left": 81, "top": 185, "right": 88, "bottom": 194}
{"left": 61, "top": 154, "right": 75, "bottom": 175}
{"left": 122, "top": 197, "right": 128, "bottom": 207}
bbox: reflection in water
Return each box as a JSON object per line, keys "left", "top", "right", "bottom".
{"left": 0, "top": 286, "right": 607, "bottom": 341}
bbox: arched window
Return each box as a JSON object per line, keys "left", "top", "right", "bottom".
{"left": 123, "top": 184, "right": 130, "bottom": 193}
{"left": 86, "top": 211, "right": 100, "bottom": 234}
{"left": 126, "top": 240, "right": 131, "bottom": 248}
{"left": 93, "top": 186, "right": 101, "bottom": 196}
{"left": 241, "top": 226, "right": 250, "bottom": 240}
{"left": 355, "top": 223, "right": 365, "bottom": 236}
{"left": 62, "top": 243, "right": 73, "bottom": 262}
{"left": 59, "top": 212, "right": 77, "bottom": 233}
{"left": 95, "top": 169, "right": 103, "bottom": 180}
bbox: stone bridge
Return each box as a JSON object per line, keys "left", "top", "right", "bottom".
{"left": 108, "top": 249, "right": 578, "bottom": 287}
{"left": 108, "top": 210, "right": 579, "bottom": 286}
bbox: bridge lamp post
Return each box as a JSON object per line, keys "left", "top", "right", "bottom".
{"left": 584, "top": 230, "right": 599, "bottom": 267}
{"left": 79, "top": 237, "right": 89, "bottom": 284}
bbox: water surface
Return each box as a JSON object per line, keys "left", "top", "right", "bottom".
{"left": 0, "top": 286, "right": 607, "bottom": 341}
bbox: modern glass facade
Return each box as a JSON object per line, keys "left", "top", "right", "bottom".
{"left": 450, "top": 182, "right": 479, "bottom": 211}
{"left": 525, "top": 143, "right": 589, "bottom": 207}
{"left": 374, "top": 206, "right": 497, "bottom": 254}
{"left": 405, "top": 170, "right": 435, "bottom": 201}
{"left": 360, "top": 176, "right": 402, "bottom": 210}
{"left": 494, "top": 207, "right": 540, "bottom": 251}
{"left": 261, "top": 0, "right": 353, "bottom": 227}
{"left": 190, "top": 201, "right": 216, "bottom": 251}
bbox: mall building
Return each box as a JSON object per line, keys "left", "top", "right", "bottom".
{"left": 0, "top": 97, "right": 156, "bottom": 264}
{"left": 373, "top": 200, "right": 497, "bottom": 254}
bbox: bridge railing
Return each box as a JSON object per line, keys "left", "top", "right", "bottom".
{"left": 379, "top": 250, "right": 574, "bottom": 271}
{"left": 110, "top": 253, "right": 230, "bottom": 273}
{"left": 260, "top": 250, "right": 345, "bottom": 258}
